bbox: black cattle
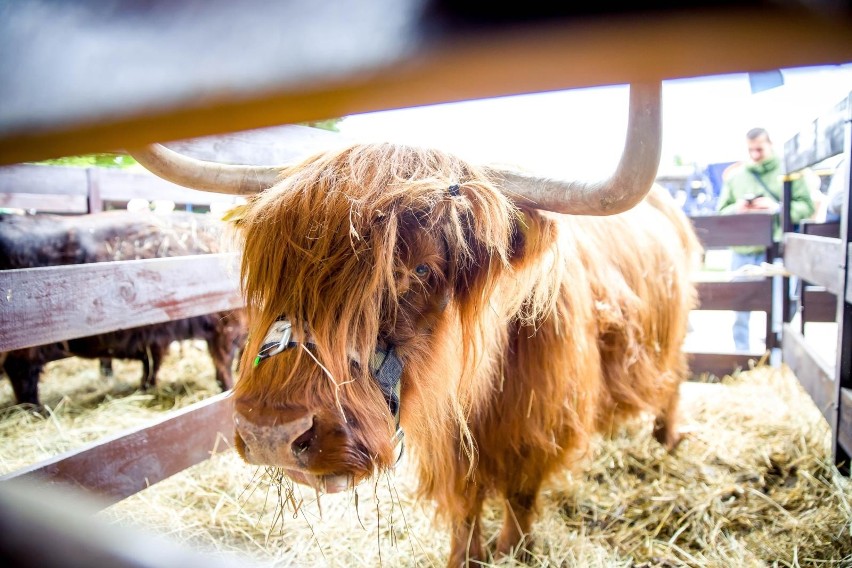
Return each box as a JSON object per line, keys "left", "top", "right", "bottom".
{"left": 0, "top": 210, "right": 247, "bottom": 407}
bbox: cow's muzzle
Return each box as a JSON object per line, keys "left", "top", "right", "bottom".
{"left": 234, "top": 319, "right": 404, "bottom": 493}
{"left": 233, "top": 408, "right": 356, "bottom": 493}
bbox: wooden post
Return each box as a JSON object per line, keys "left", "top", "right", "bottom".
{"left": 86, "top": 167, "right": 104, "bottom": 213}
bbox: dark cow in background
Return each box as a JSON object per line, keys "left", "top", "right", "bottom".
{"left": 130, "top": 83, "right": 702, "bottom": 567}
{"left": 0, "top": 210, "right": 247, "bottom": 407}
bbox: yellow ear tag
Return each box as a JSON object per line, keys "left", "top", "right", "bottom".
{"left": 220, "top": 203, "right": 249, "bottom": 223}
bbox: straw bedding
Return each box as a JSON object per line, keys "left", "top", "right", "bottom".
{"left": 1, "top": 350, "right": 849, "bottom": 567}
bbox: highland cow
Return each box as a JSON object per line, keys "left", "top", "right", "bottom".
{"left": 0, "top": 210, "right": 247, "bottom": 407}
{"left": 129, "top": 83, "right": 702, "bottom": 566}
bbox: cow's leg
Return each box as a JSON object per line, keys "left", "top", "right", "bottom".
{"left": 3, "top": 358, "right": 42, "bottom": 407}
{"left": 447, "top": 487, "right": 486, "bottom": 568}
{"left": 140, "top": 345, "right": 164, "bottom": 390}
{"left": 496, "top": 481, "right": 541, "bottom": 561}
{"left": 206, "top": 333, "right": 234, "bottom": 391}
{"left": 99, "top": 358, "right": 113, "bottom": 377}
{"left": 653, "top": 384, "right": 682, "bottom": 451}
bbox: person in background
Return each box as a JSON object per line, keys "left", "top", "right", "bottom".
{"left": 716, "top": 127, "right": 815, "bottom": 352}
{"left": 825, "top": 157, "right": 848, "bottom": 223}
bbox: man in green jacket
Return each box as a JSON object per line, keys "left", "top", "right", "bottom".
{"left": 716, "top": 127, "right": 815, "bottom": 352}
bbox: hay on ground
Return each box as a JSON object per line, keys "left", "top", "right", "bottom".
{"left": 1, "top": 350, "right": 850, "bottom": 567}
{"left": 0, "top": 340, "right": 224, "bottom": 474}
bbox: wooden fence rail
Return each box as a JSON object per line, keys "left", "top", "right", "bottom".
{"left": 0, "top": 204, "right": 792, "bottom": 502}
{"left": 1, "top": 2, "right": 851, "bottom": 564}
{"left": 796, "top": 220, "right": 841, "bottom": 325}
{"left": 0, "top": 163, "right": 243, "bottom": 214}
{"left": 687, "top": 213, "right": 777, "bottom": 378}
{"left": 781, "top": 89, "right": 852, "bottom": 472}
{"left": 1, "top": 393, "right": 234, "bottom": 507}
{"left": 0, "top": 124, "right": 341, "bottom": 215}
{"left": 0, "top": 254, "right": 242, "bottom": 352}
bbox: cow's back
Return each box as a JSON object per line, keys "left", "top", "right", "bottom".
{"left": 0, "top": 210, "right": 227, "bottom": 269}
{"left": 1, "top": 210, "right": 243, "bottom": 406}
{"left": 560, "top": 187, "right": 699, "bottom": 426}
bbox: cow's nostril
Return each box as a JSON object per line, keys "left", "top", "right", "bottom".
{"left": 291, "top": 424, "right": 315, "bottom": 456}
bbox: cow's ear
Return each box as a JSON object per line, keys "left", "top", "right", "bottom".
{"left": 450, "top": 207, "right": 553, "bottom": 304}
{"left": 444, "top": 207, "right": 506, "bottom": 308}
{"left": 220, "top": 203, "right": 250, "bottom": 225}
{"left": 510, "top": 208, "right": 558, "bottom": 269}
{"left": 443, "top": 184, "right": 517, "bottom": 306}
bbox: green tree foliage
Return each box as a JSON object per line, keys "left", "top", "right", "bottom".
{"left": 34, "top": 153, "right": 137, "bottom": 169}
{"left": 303, "top": 118, "right": 342, "bottom": 132}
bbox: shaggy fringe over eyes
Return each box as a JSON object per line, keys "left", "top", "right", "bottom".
{"left": 229, "top": 142, "right": 519, "bottom": 414}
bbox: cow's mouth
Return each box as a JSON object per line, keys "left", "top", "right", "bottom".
{"left": 282, "top": 430, "right": 403, "bottom": 493}
{"left": 285, "top": 469, "right": 354, "bottom": 494}
{"left": 234, "top": 319, "right": 407, "bottom": 493}
{"left": 234, "top": 417, "right": 405, "bottom": 495}
{"left": 235, "top": 428, "right": 358, "bottom": 494}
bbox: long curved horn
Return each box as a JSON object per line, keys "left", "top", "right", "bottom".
{"left": 129, "top": 82, "right": 660, "bottom": 206}
{"left": 495, "top": 82, "right": 662, "bottom": 216}
{"left": 126, "top": 144, "right": 282, "bottom": 195}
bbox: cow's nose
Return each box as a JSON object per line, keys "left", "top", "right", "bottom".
{"left": 233, "top": 408, "right": 316, "bottom": 466}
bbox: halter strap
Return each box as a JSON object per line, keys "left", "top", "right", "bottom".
{"left": 369, "top": 345, "right": 403, "bottom": 430}
{"left": 253, "top": 320, "right": 297, "bottom": 367}
{"left": 253, "top": 318, "right": 405, "bottom": 463}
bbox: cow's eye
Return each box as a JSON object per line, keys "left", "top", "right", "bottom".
{"left": 414, "top": 264, "right": 430, "bottom": 277}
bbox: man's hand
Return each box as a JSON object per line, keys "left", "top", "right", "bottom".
{"left": 737, "top": 195, "right": 779, "bottom": 214}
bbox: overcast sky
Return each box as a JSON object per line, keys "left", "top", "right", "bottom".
{"left": 338, "top": 63, "right": 852, "bottom": 180}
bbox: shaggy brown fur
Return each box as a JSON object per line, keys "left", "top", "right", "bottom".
{"left": 0, "top": 210, "right": 247, "bottom": 407}
{"left": 229, "top": 142, "right": 701, "bottom": 566}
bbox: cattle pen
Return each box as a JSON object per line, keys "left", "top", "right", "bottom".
{"left": 1, "top": 2, "right": 852, "bottom": 567}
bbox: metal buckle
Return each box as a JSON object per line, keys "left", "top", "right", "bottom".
{"left": 392, "top": 427, "right": 405, "bottom": 465}
{"left": 253, "top": 320, "right": 293, "bottom": 366}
